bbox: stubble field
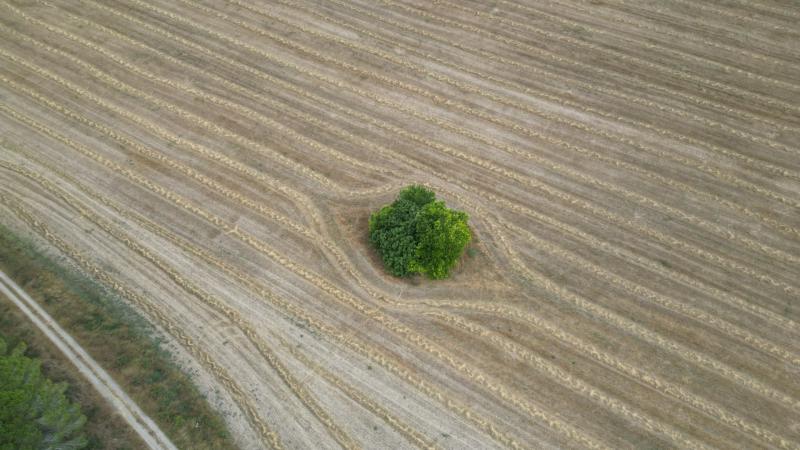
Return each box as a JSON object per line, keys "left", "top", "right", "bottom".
{"left": 0, "top": 0, "right": 799, "bottom": 448}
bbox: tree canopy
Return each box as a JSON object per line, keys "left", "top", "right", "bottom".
{"left": 369, "top": 185, "right": 471, "bottom": 279}
{"left": 0, "top": 337, "right": 87, "bottom": 450}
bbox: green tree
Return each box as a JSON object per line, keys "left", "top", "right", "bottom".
{"left": 368, "top": 198, "right": 419, "bottom": 277}
{"left": 411, "top": 201, "right": 471, "bottom": 279}
{"left": 369, "top": 185, "right": 471, "bottom": 279}
{"left": 0, "top": 338, "right": 87, "bottom": 450}
{"left": 396, "top": 184, "right": 435, "bottom": 207}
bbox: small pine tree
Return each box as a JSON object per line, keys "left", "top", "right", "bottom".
{"left": 369, "top": 185, "right": 471, "bottom": 279}
{"left": 0, "top": 337, "right": 87, "bottom": 450}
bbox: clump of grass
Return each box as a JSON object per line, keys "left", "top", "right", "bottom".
{"left": 0, "top": 223, "right": 235, "bottom": 450}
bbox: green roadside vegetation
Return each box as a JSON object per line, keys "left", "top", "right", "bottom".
{"left": 0, "top": 223, "right": 235, "bottom": 450}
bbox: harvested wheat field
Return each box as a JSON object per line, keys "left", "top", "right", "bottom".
{"left": 1, "top": 0, "right": 799, "bottom": 448}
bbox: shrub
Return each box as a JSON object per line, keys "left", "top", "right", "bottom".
{"left": 0, "top": 337, "right": 87, "bottom": 450}
{"left": 369, "top": 185, "right": 471, "bottom": 279}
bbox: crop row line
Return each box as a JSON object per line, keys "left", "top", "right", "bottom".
{"left": 1, "top": 87, "right": 789, "bottom": 448}
{"left": 3, "top": 0, "right": 796, "bottom": 414}
{"left": 4, "top": 21, "right": 797, "bottom": 379}
{"left": 6, "top": 161, "right": 363, "bottom": 449}
{"left": 22, "top": 3, "right": 387, "bottom": 181}
{"left": 270, "top": 332, "right": 439, "bottom": 450}
{"left": 431, "top": 0, "right": 800, "bottom": 114}
{"left": 412, "top": 291, "right": 796, "bottom": 446}
{"left": 333, "top": 0, "right": 800, "bottom": 138}
{"left": 72, "top": 0, "right": 800, "bottom": 292}
{"left": 62, "top": 0, "right": 800, "bottom": 323}
{"left": 373, "top": 0, "right": 800, "bottom": 127}
{"left": 501, "top": 218, "right": 800, "bottom": 346}
{"left": 10, "top": 145, "right": 449, "bottom": 450}
{"left": 424, "top": 311, "right": 792, "bottom": 450}
{"left": 0, "top": 17, "right": 398, "bottom": 231}
{"left": 717, "top": 0, "right": 800, "bottom": 20}
{"left": 539, "top": 0, "right": 800, "bottom": 68}
{"left": 268, "top": 0, "right": 800, "bottom": 246}
{"left": 497, "top": 208, "right": 800, "bottom": 366}
{"left": 0, "top": 53, "right": 333, "bottom": 238}
{"left": 25, "top": 138, "right": 785, "bottom": 449}
{"left": 297, "top": 0, "right": 800, "bottom": 183}
{"left": 5, "top": 2, "right": 403, "bottom": 203}
{"left": 484, "top": 216, "right": 800, "bottom": 413}
{"left": 27, "top": 139, "right": 796, "bottom": 448}
{"left": 180, "top": 0, "right": 800, "bottom": 203}
{"left": 0, "top": 25, "right": 341, "bottom": 239}
{"left": 8, "top": 69, "right": 798, "bottom": 432}
{"left": 0, "top": 103, "right": 545, "bottom": 449}
{"left": 0, "top": 8, "right": 336, "bottom": 194}
{"left": 665, "top": 0, "right": 800, "bottom": 35}
{"left": 713, "top": 0, "right": 800, "bottom": 20}
{"left": 411, "top": 186, "right": 800, "bottom": 423}
{"left": 302, "top": 0, "right": 800, "bottom": 178}
{"left": 115, "top": 0, "right": 800, "bottom": 289}
{"left": 0, "top": 31, "right": 432, "bottom": 323}
{"left": 492, "top": 0, "right": 800, "bottom": 92}
{"left": 424, "top": 312, "right": 712, "bottom": 449}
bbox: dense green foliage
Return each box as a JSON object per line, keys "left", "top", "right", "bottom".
{"left": 410, "top": 201, "right": 471, "bottom": 279}
{"left": 369, "top": 185, "right": 471, "bottom": 279}
{"left": 0, "top": 338, "right": 87, "bottom": 450}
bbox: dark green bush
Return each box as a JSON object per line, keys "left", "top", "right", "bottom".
{"left": 369, "top": 185, "right": 471, "bottom": 279}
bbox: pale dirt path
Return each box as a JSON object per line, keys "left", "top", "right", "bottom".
{"left": 0, "top": 270, "right": 178, "bottom": 450}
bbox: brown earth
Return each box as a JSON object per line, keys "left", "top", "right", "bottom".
{"left": 0, "top": 0, "right": 798, "bottom": 448}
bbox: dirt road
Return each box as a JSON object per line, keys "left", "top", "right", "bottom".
{"left": 0, "top": 270, "right": 177, "bottom": 450}
{"left": 0, "top": 0, "right": 798, "bottom": 448}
